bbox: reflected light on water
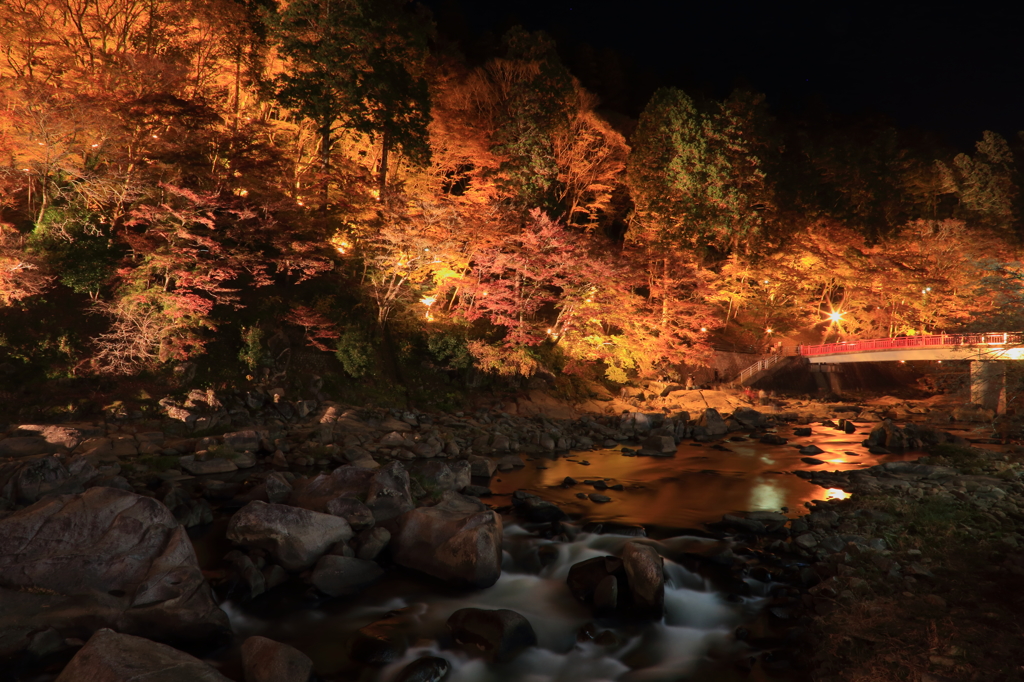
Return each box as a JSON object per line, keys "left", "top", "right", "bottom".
{"left": 748, "top": 478, "right": 786, "bottom": 511}
{"left": 824, "top": 488, "right": 852, "bottom": 500}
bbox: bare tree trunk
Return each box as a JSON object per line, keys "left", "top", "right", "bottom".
{"left": 378, "top": 130, "right": 389, "bottom": 199}
{"left": 320, "top": 119, "right": 331, "bottom": 205}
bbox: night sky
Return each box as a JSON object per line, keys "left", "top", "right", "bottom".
{"left": 425, "top": 0, "right": 1022, "bottom": 150}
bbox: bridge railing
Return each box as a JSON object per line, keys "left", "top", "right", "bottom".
{"left": 800, "top": 332, "right": 1024, "bottom": 357}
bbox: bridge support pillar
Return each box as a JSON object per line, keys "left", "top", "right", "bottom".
{"left": 970, "top": 361, "right": 1006, "bottom": 414}
{"left": 811, "top": 364, "right": 842, "bottom": 395}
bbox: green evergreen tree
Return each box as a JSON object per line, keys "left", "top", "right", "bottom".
{"left": 269, "top": 0, "right": 431, "bottom": 196}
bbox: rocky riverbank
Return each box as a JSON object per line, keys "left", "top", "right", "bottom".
{"left": 0, "top": 384, "right": 1016, "bottom": 680}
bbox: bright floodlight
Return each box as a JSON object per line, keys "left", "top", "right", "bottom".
{"left": 829, "top": 311, "right": 841, "bottom": 322}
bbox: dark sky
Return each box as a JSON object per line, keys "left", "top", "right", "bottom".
{"left": 424, "top": 0, "right": 1022, "bottom": 151}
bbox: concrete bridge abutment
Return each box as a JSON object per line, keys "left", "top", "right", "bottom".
{"left": 970, "top": 360, "right": 1006, "bottom": 414}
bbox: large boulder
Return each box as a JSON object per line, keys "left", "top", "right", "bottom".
{"left": 364, "top": 461, "right": 415, "bottom": 522}
{"left": 227, "top": 500, "right": 353, "bottom": 571}
{"left": 621, "top": 541, "right": 665, "bottom": 619}
{"left": 241, "top": 636, "right": 313, "bottom": 682}
{"left": 446, "top": 608, "right": 537, "bottom": 663}
{"left": 0, "top": 456, "right": 85, "bottom": 505}
{"left": 392, "top": 493, "right": 502, "bottom": 588}
{"left": 0, "top": 436, "right": 55, "bottom": 458}
{"left": 55, "top": 629, "right": 232, "bottom": 682}
{"left": 566, "top": 556, "right": 626, "bottom": 614}
{"left": 0, "top": 488, "right": 228, "bottom": 657}
{"left": 730, "top": 407, "right": 766, "bottom": 430}
{"left": 695, "top": 408, "right": 728, "bottom": 436}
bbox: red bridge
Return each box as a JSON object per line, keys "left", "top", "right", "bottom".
{"left": 799, "top": 332, "right": 1024, "bottom": 363}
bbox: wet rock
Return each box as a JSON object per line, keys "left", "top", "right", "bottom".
{"left": 224, "top": 550, "right": 266, "bottom": 599}
{"left": 395, "top": 656, "right": 451, "bottom": 682}
{"left": 759, "top": 434, "right": 788, "bottom": 445}
{"left": 589, "top": 493, "right": 612, "bottom": 503}
{"left": 447, "top": 608, "right": 537, "bottom": 663}
{"left": 731, "top": 407, "right": 767, "bottom": 429}
{"left": 799, "top": 444, "right": 824, "bottom": 455}
{"left": 392, "top": 494, "right": 503, "bottom": 588}
{"left": 290, "top": 467, "right": 374, "bottom": 512}
{"left": 621, "top": 541, "right": 664, "bottom": 618}
{"left": 513, "top": 494, "right": 568, "bottom": 522}
{"left": 696, "top": 408, "right": 729, "bottom": 436}
{"left": 462, "top": 485, "right": 492, "bottom": 497}
{"left": 357, "top": 526, "right": 391, "bottom": 561}
{"left": 0, "top": 456, "right": 83, "bottom": 505}
{"left": 179, "top": 456, "right": 238, "bottom": 476}
{"left": 224, "top": 430, "right": 262, "bottom": 453}
{"left": 718, "top": 514, "right": 766, "bottom": 534}
{"left": 407, "top": 460, "right": 456, "bottom": 495}
{"left": 640, "top": 435, "right": 676, "bottom": 454}
{"left": 0, "top": 488, "right": 228, "bottom": 654}
{"left": 265, "top": 472, "right": 293, "bottom": 504}
{"left": 801, "top": 457, "right": 826, "bottom": 465}
{"left": 54, "top": 629, "right": 232, "bottom": 682}
{"left": 563, "top": 476, "right": 578, "bottom": 486}
{"left": 366, "top": 461, "right": 415, "bottom": 522}
{"left": 496, "top": 455, "right": 525, "bottom": 471}
{"left": 794, "top": 533, "right": 818, "bottom": 550}
{"left": 469, "top": 457, "right": 497, "bottom": 478}
{"left": 227, "top": 500, "right": 353, "bottom": 571}
{"left": 568, "top": 556, "right": 625, "bottom": 612}
{"left": 241, "top": 635, "right": 314, "bottom": 682}
{"left": 793, "top": 427, "right": 812, "bottom": 437}
{"left": 310, "top": 555, "right": 384, "bottom": 596}
{"left": 325, "top": 496, "right": 375, "bottom": 530}
{"left": 351, "top": 607, "right": 418, "bottom": 664}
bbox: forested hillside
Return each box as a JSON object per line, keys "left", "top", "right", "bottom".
{"left": 2, "top": 0, "right": 1023, "bottom": 407}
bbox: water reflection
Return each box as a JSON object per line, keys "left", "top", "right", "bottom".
{"left": 490, "top": 421, "right": 915, "bottom": 528}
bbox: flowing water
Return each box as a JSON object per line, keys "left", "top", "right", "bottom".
{"left": 196, "top": 419, "right": 936, "bottom": 681}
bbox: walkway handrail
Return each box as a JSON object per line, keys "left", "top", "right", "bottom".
{"left": 800, "top": 332, "right": 1024, "bottom": 357}
{"left": 737, "top": 354, "right": 784, "bottom": 383}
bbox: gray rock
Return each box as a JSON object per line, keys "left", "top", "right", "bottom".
{"left": 621, "top": 541, "right": 664, "bottom": 618}
{"left": 55, "top": 629, "right": 232, "bottom": 682}
{"left": 289, "top": 466, "right": 375, "bottom": 512}
{"left": 449, "top": 460, "right": 472, "bottom": 490}
{"left": 224, "top": 550, "right": 266, "bottom": 599}
{"left": 407, "top": 460, "right": 456, "bottom": 494}
{"left": 357, "top": 526, "right": 391, "bottom": 561}
{"left": 366, "top": 461, "right": 414, "bottom": 522}
{"left": 392, "top": 494, "right": 503, "bottom": 588}
{"left": 794, "top": 533, "right": 818, "bottom": 550}
{"left": 0, "top": 488, "right": 228, "bottom": 656}
{"left": 640, "top": 435, "right": 676, "bottom": 454}
{"left": 447, "top": 608, "right": 537, "bottom": 663}
{"left": 179, "top": 457, "right": 237, "bottom": 475}
{"left": 496, "top": 455, "right": 525, "bottom": 471}
{"left": 223, "top": 430, "right": 261, "bottom": 453}
{"left": 696, "top": 409, "right": 728, "bottom": 436}
{"left": 325, "top": 496, "right": 375, "bottom": 530}
{"left": 265, "top": 472, "right": 293, "bottom": 504}
{"left": 469, "top": 457, "right": 496, "bottom": 478}
{"left": 310, "top": 555, "right": 383, "bottom": 596}
{"left": 731, "top": 407, "right": 767, "bottom": 429}
{"left": 0, "top": 456, "right": 83, "bottom": 505}
{"left": 241, "top": 635, "right": 314, "bottom": 682}
{"left": 227, "top": 500, "right": 353, "bottom": 571}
